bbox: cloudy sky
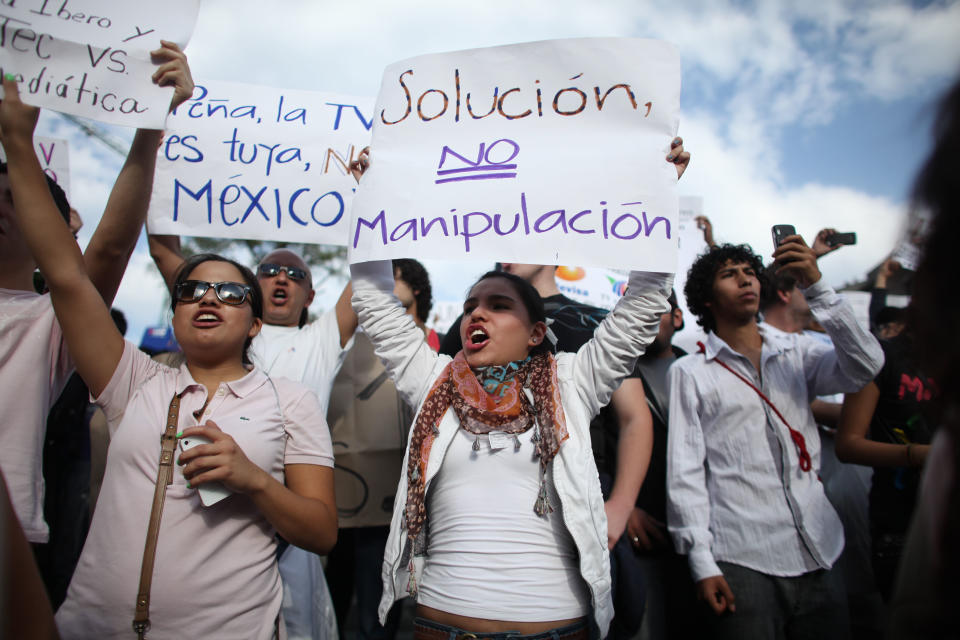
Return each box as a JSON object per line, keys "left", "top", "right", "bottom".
{"left": 39, "top": 0, "right": 960, "bottom": 344}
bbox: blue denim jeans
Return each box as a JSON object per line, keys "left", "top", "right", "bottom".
{"left": 707, "top": 561, "right": 851, "bottom": 640}
{"left": 412, "top": 617, "right": 589, "bottom": 640}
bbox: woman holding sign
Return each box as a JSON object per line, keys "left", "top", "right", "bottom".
{"left": 350, "top": 143, "right": 684, "bottom": 640}
{"left": 0, "top": 71, "right": 337, "bottom": 639}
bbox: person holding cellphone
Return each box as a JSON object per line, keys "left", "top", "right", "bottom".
{"left": 0, "top": 77, "right": 337, "bottom": 638}
{"left": 666, "top": 240, "right": 883, "bottom": 639}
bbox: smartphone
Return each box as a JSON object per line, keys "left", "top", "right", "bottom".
{"left": 772, "top": 224, "right": 796, "bottom": 248}
{"left": 178, "top": 435, "right": 231, "bottom": 507}
{"left": 826, "top": 231, "right": 857, "bottom": 247}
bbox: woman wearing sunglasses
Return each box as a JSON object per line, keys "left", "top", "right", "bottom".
{"left": 0, "top": 79, "right": 337, "bottom": 638}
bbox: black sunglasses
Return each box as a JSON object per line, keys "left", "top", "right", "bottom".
{"left": 257, "top": 263, "right": 308, "bottom": 280}
{"left": 174, "top": 280, "right": 252, "bottom": 306}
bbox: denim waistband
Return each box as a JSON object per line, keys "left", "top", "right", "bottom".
{"left": 413, "top": 616, "right": 588, "bottom": 640}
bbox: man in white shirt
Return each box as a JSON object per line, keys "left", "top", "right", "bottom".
{"left": 666, "top": 238, "right": 883, "bottom": 639}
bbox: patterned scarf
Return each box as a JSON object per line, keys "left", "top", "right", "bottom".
{"left": 401, "top": 350, "right": 568, "bottom": 595}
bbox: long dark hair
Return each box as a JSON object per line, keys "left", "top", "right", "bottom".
{"left": 910, "top": 75, "right": 960, "bottom": 631}
{"left": 171, "top": 254, "right": 263, "bottom": 365}
{"left": 471, "top": 271, "right": 552, "bottom": 356}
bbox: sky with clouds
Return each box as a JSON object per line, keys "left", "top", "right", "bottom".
{"left": 38, "top": 0, "right": 960, "bottom": 344}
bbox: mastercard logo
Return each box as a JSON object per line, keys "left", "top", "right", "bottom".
{"left": 555, "top": 266, "right": 586, "bottom": 281}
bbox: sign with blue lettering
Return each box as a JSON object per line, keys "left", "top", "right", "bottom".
{"left": 147, "top": 79, "right": 373, "bottom": 244}
{"left": 349, "top": 37, "right": 681, "bottom": 270}
{"left": 0, "top": 0, "right": 198, "bottom": 128}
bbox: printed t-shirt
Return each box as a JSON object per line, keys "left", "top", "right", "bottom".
{"left": 55, "top": 341, "right": 333, "bottom": 639}
{"left": 0, "top": 289, "right": 72, "bottom": 543}
{"left": 868, "top": 332, "right": 936, "bottom": 535}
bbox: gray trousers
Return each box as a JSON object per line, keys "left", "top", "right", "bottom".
{"left": 706, "top": 561, "right": 851, "bottom": 640}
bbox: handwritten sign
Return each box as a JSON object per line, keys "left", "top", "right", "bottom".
{"left": 147, "top": 80, "right": 373, "bottom": 245}
{"left": 0, "top": 134, "right": 70, "bottom": 198}
{"left": 0, "top": 0, "right": 199, "bottom": 128}
{"left": 348, "top": 38, "right": 681, "bottom": 270}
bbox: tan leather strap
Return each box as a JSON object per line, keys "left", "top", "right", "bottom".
{"left": 133, "top": 393, "right": 182, "bottom": 639}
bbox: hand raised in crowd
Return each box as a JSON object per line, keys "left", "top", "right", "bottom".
{"left": 812, "top": 228, "right": 842, "bottom": 258}
{"left": 667, "top": 136, "right": 690, "bottom": 179}
{"left": 151, "top": 40, "right": 195, "bottom": 114}
{"left": 695, "top": 215, "right": 716, "bottom": 248}
{"left": 178, "top": 421, "right": 270, "bottom": 495}
{"left": 697, "top": 575, "right": 736, "bottom": 616}
{"left": 875, "top": 257, "right": 901, "bottom": 288}
{"left": 349, "top": 145, "right": 371, "bottom": 182}
{"left": 0, "top": 74, "right": 41, "bottom": 150}
{"left": 773, "top": 234, "right": 822, "bottom": 288}
{"left": 627, "top": 507, "right": 669, "bottom": 551}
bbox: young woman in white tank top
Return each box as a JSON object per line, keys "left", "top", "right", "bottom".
{"left": 351, "top": 256, "right": 672, "bottom": 639}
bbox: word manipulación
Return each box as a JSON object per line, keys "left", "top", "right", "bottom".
{"left": 352, "top": 192, "right": 671, "bottom": 253}
{"left": 380, "top": 69, "right": 653, "bottom": 125}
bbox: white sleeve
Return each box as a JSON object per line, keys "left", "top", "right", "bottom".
{"left": 801, "top": 279, "right": 885, "bottom": 397}
{"left": 350, "top": 260, "right": 445, "bottom": 410}
{"left": 571, "top": 270, "right": 672, "bottom": 417}
{"left": 665, "top": 361, "right": 721, "bottom": 582}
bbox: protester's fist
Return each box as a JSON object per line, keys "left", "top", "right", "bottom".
{"left": 666, "top": 137, "right": 690, "bottom": 179}
{"left": 695, "top": 215, "right": 716, "bottom": 248}
{"left": 349, "top": 146, "right": 370, "bottom": 183}
{"left": 697, "top": 575, "right": 736, "bottom": 615}
{"left": 151, "top": 40, "right": 195, "bottom": 113}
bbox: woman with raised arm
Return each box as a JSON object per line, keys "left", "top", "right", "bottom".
{"left": 0, "top": 76, "right": 337, "bottom": 638}
{"left": 349, "top": 150, "right": 675, "bottom": 639}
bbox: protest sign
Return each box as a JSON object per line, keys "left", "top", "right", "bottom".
{"left": 0, "top": 0, "right": 199, "bottom": 128}
{"left": 148, "top": 80, "right": 373, "bottom": 245}
{"left": 0, "top": 134, "right": 70, "bottom": 198}
{"left": 349, "top": 38, "right": 681, "bottom": 270}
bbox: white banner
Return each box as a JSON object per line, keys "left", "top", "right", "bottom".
{"left": 148, "top": 80, "right": 373, "bottom": 245}
{"left": 0, "top": 135, "right": 70, "bottom": 198}
{"left": 0, "top": 0, "right": 199, "bottom": 128}
{"left": 348, "top": 38, "right": 681, "bottom": 270}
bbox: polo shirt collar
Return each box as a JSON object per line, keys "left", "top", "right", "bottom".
{"left": 173, "top": 363, "right": 268, "bottom": 398}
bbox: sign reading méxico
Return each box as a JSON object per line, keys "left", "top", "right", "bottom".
{"left": 148, "top": 80, "right": 373, "bottom": 245}
{"left": 0, "top": 0, "right": 198, "bottom": 128}
{"left": 349, "top": 38, "right": 681, "bottom": 270}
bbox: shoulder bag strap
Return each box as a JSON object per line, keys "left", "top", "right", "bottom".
{"left": 697, "top": 342, "right": 812, "bottom": 472}
{"left": 133, "top": 392, "right": 182, "bottom": 638}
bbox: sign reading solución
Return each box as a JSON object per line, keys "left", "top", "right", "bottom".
{"left": 349, "top": 37, "right": 682, "bottom": 271}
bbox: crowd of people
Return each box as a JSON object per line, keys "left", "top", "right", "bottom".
{"left": 0, "top": 42, "right": 958, "bottom": 640}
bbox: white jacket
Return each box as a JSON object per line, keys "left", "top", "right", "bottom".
{"left": 350, "top": 261, "right": 671, "bottom": 636}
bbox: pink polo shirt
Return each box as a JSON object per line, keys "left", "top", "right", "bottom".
{"left": 56, "top": 341, "right": 334, "bottom": 639}
{"left": 0, "top": 289, "right": 72, "bottom": 543}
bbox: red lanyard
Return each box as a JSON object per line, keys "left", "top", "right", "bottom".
{"left": 697, "top": 342, "right": 812, "bottom": 472}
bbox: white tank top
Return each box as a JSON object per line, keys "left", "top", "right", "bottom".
{"left": 417, "top": 427, "right": 590, "bottom": 620}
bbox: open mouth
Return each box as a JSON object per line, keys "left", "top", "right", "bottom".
{"left": 466, "top": 325, "right": 490, "bottom": 350}
{"left": 270, "top": 288, "right": 289, "bottom": 305}
{"left": 193, "top": 311, "right": 223, "bottom": 328}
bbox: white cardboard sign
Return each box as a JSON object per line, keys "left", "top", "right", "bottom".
{"left": 349, "top": 38, "right": 681, "bottom": 270}
{"left": 148, "top": 80, "right": 373, "bottom": 244}
{"left": 0, "top": 0, "right": 199, "bottom": 128}
{"left": 0, "top": 134, "right": 70, "bottom": 198}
